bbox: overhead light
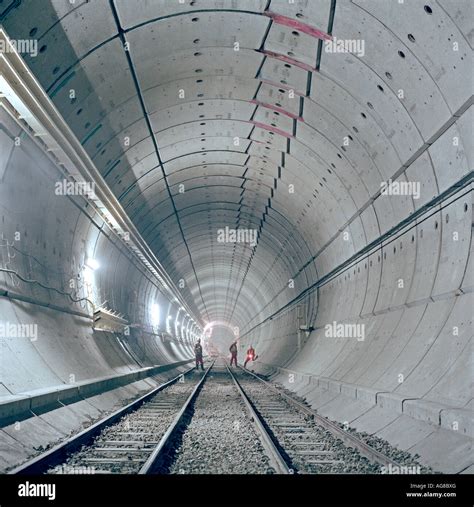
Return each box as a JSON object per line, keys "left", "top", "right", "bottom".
{"left": 85, "top": 257, "right": 100, "bottom": 271}
{"left": 151, "top": 303, "right": 160, "bottom": 328}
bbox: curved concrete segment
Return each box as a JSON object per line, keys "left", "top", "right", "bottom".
{"left": 0, "top": 0, "right": 472, "bottom": 473}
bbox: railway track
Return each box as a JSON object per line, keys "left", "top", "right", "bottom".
{"left": 9, "top": 358, "right": 404, "bottom": 475}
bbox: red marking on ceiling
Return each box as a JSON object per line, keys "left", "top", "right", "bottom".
{"left": 262, "top": 50, "right": 315, "bottom": 72}
{"left": 264, "top": 12, "right": 332, "bottom": 41}
{"left": 251, "top": 100, "right": 302, "bottom": 121}
{"left": 251, "top": 121, "right": 293, "bottom": 139}
{"left": 259, "top": 79, "right": 305, "bottom": 97}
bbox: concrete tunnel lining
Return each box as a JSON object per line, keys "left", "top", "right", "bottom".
{"left": 0, "top": 0, "right": 472, "bottom": 476}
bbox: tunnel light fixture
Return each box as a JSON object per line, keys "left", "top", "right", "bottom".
{"left": 0, "top": 28, "right": 203, "bottom": 334}
{"left": 150, "top": 303, "right": 160, "bottom": 328}
{"left": 85, "top": 257, "right": 100, "bottom": 271}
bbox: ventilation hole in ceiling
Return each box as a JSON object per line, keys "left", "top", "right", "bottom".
{"left": 39, "top": 44, "right": 47, "bottom": 53}
{"left": 424, "top": 5, "right": 433, "bottom": 14}
{"left": 201, "top": 138, "right": 205, "bottom": 141}
{"left": 193, "top": 38, "right": 200, "bottom": 43}
{"left": 348, "top": 135, "right": 353, "bottom": 141}
{"left": 101, "top": 149, "right": 106, "bottom": 155}
{"left": 367, "top": 101, "right": 374, "bottom": 109}
{"left": 319, "top": 182, "right": 323, "bottom": 187}
{"left": 337, "top": 153, "right": 342, "bottom": 159}
{"left": 70, "top": 97, "right": 77, "bottom": 104}
{"left": 84, "top": 122, "right": 90, "bottom": 129}
{"left": 200, "top": 132, "right": 205, "bottom": 135}
{"left": 275, "top": 103, "right": 282, "bottom": 107}
{"left": 284, "top": 63, "right": 291, "bottom": 68}
{"left": 420, "top": 229, "right": 424, "bottom": 238}
{"left": 377, "top": 85, "right": 384, "bottom": 92}
{"left": 195, "top": 68, "right": 202, "bottom": 73}
{"left": 269, "top": 132, "right": 274, "bottom": 135}
{"left": 435, "top": 221, "right": 438, "bottom": 229}
{"left": 296, "top": 12, "right": 304, "bottom": 18}
{"left": 398, "top": 50, "right": 406, "bottom": 58}
{"left": 361, "top": 112, "right": 367, "bottom": 118}
{"left": 197, "top": 93, "right": 204, "bottom": 97}
{"left": 322, "top": 177, "right": 327, "bottom": 182}
{"left": 331, "top": 162, "right": 336, "bottom": 168}
{"left": 29, "top": 27, "right": 38, "bottom": 37}
{"left": 400, "top": 241, "right": 403, "bottom": 250}
{"left": 292, "top": 31, "right": 300, "bottom": 37}
{"left": 412, "top": 235, "right": 415, "bottom": 242}
{"left": 280, "top": 80, "right": 287, "bottom": 85}
{"left": 191, "top": 17, "right": 199, "bottom": 22}
{"left": 341, "top": 146, "right": 346, "bottom": 152}
{"left": 274, "top": 111, "right": 280, "bottom": 116}
{"left": 198, "top": 102, "right": 204, "bottom": 106}
{"left": 52, "top": 66, "right": 60, "bottom": 75}
{"left": 271, "top": 123, "right": 277, "bottom": 127}
{"left": 327, "top": 168, "right": 332, "bottom": 174}
{"left": 200, "top": 122, "right": 206, "bottom": 125}
{"left": 384, "top": 252, "right": 387, "bottom": 259}
{"left": 407, "top": 34, "right": 416, "bottom": 43}
{"left": 194, "top": 52, "right": 202, "bottom": 56}
{"left": 393, "top": 246, "right": 396, "bottom": 254}
{"left": 385, "top": 71, "right": 393, "bottom": 80}
{"left": 196, "top": 79, "right": 203, "bottom": 83}
{"left": 96, "top": 142, "right": 102, "bottom": 149}
{"left": 190, "top": 0, "right": 196, "bottom": 5}
{"left": 370, "top": 260, "right": 373, "bottom": 267}
{"left": 278, "top": 89, "right": 285, "bottom": 93}
{"left": 199, "top": 114, "right": 205, "bottom": 118}
{"left": 265, "top": 146, "right": 270, "bottom": 150}
{"left": 287, "top": 51, "right": 295, "bottom": 57}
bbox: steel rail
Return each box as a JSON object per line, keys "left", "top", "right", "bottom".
{"left": 239, "top": 367, "right": 400, "bottom": 468}
{"left": 138, "top": 361, "right": 215, "bottom": 474}
{"left": 225, "top": 365, "right": 290, "bottom": 474}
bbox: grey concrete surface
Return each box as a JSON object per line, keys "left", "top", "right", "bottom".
{"left": 0, "top": 0, "right": 472, "bottom": 473}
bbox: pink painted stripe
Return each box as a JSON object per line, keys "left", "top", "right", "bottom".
{"left": 264, "top": 12, "right": 332, "bottom": 41}
{"left": 262, "top": 50, "right": 315, "bottom": 72}
{"left": 259, "top": 79, "right": 305, "bottom": 97}
{"left": 251, "top": 99, "right": 302, "bottom": 121}
{"left": 251, "top": 121, "right": 293, "bottom": 139}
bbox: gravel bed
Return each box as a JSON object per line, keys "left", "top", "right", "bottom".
{"left": 274, "top": 382, "right": 436, "bottom": 474}
{"left": 168, "top": 368, "right": 275, "bottom": 474}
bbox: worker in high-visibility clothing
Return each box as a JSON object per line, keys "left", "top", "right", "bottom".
{"left": 244, "top": 345, "right": 258, "bottom": 368}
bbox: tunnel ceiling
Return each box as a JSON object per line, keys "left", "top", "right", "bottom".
{"left": 2, "top": 0, "right": 471, "bottom": 333}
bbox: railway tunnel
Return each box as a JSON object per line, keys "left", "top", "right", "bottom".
{"left": 0, "top": 0, "right": 472, "bottom": 490}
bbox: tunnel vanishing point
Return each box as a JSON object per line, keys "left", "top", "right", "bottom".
{"left": 0, "top": 0, "right": 472, "bottom": 478}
